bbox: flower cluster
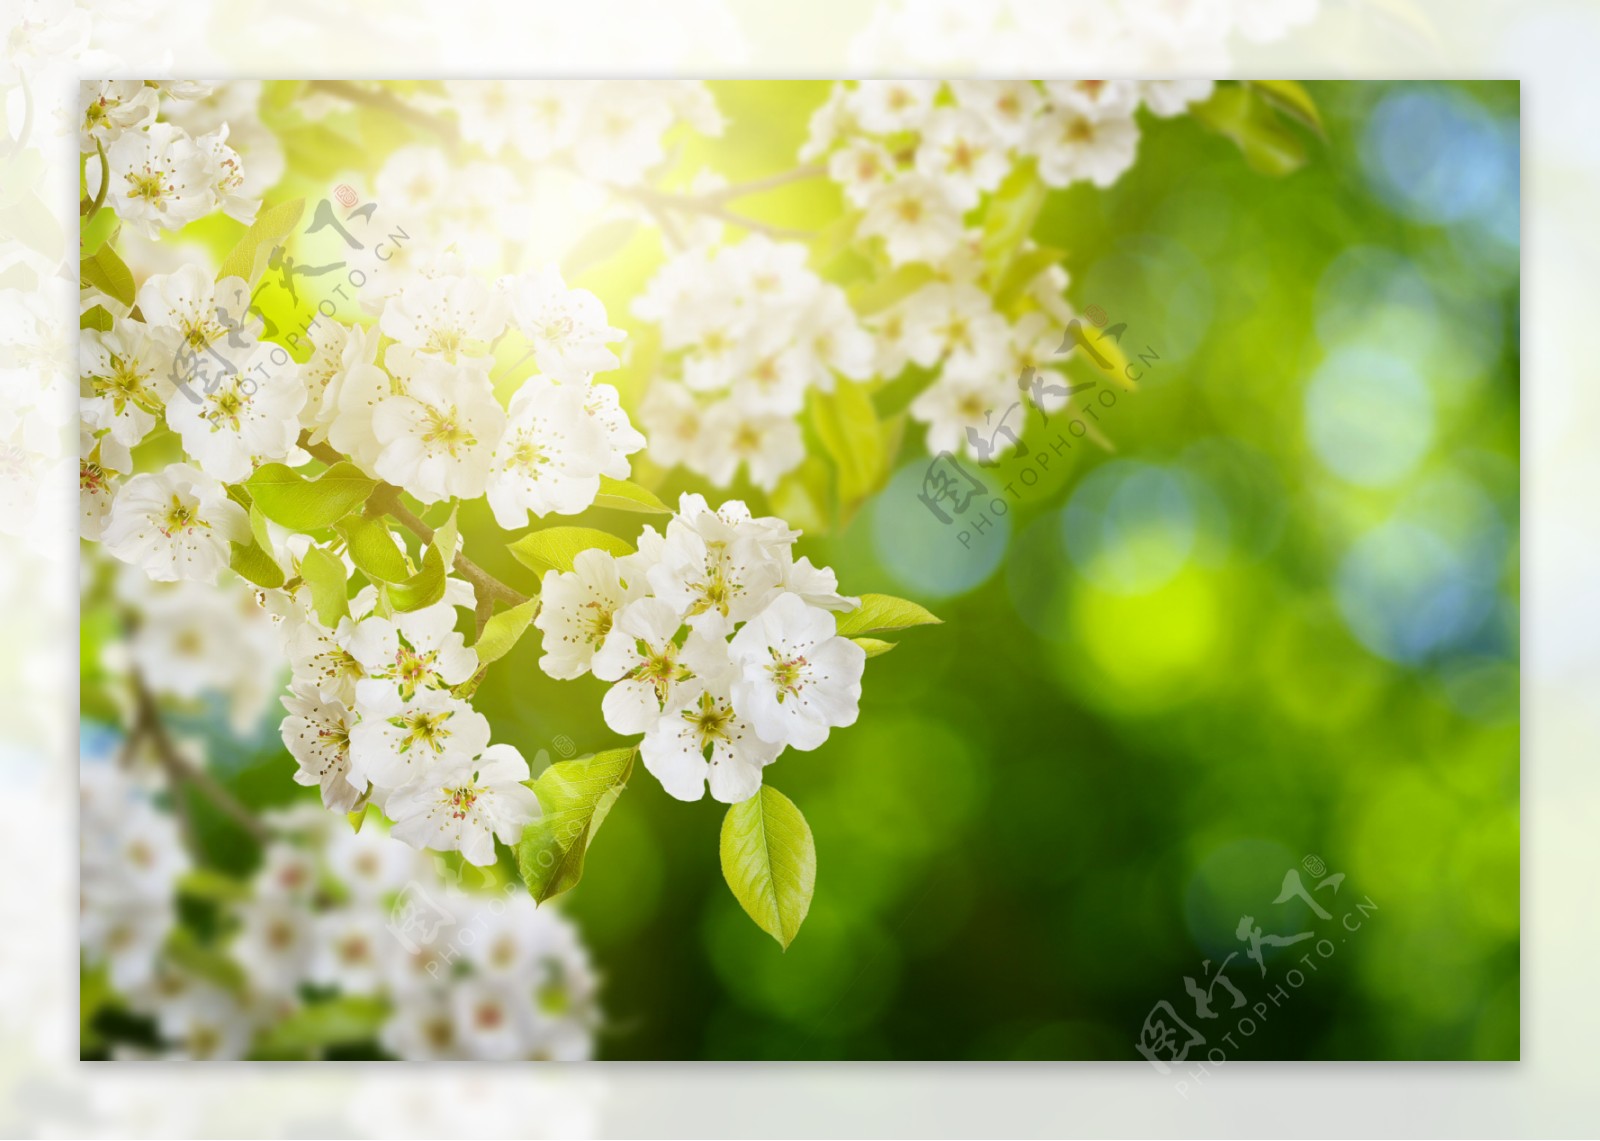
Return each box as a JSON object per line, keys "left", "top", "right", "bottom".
{"left": 81, "top": 80, "right": 256, "bottom": 236}
{"left": 333, "top": 265, "right": 643, "bottom": 524}
{"left": 442, "top": 79, "right": 723, "bottom": 188}
{"left": 275, "top": 578, "right": 541, "bottom": 866}
{"left": 535, "top": 493, "right": 867, "bottom": 802}
{"left": 81, "top": 757, "right": 189, "bottom": 998}
{"left": 632, "top": 236, "right": 873, "bottom": 490}
{"left": 795, "top": 80, "right": 1207, "bottom": 464}
{"left": 81, "top": 760, "right": 600, "bottom": 1061}
{"left": 804, "top": 79, "right": 1210, "bottom": 266}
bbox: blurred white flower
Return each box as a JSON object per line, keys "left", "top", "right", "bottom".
{"left": 499, "top": 266, "right": 625, "bottom": 384}
{"left": 858, "top": 173, "right": 967, "bottom": 266}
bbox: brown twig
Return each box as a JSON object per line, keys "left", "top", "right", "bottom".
{"left": 129, "top": 672, "right": 270, "bottom": 844}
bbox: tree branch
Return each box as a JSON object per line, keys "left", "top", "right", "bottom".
{"left": 129, "top": 671, "right": 270, "bottom": 844}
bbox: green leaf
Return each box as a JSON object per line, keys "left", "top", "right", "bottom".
{"left": 992, "top": 244, "right": 1066, "bottom": 310}
{"left": 475, "top": 598, "right": 538, "bottom": 665}
{"left": 245, "top": 462, "right": 378, "bottom": 532}
{"left": 80, "top": 241, "right": 135, "bottom": 309}
{"left": 811, "top": 380, "right": 886, "bottom": 512}
{"left": 1190, "top": 84, "right": 1308, "bottom": 177}
{"left": 1249, "top": 80, "right": 1325, "bottom": 139}
{"left": 981, "top": 159, "right": 1048, "bottom": 281}
{"left": 338, "top": 513, "right": 410, "bottom": 582}
{"left": 835, "top": 592, "right": 942, "bottom": 637}
{"left": 386, "top": 544, "right": 444, "bottom": 612}
{"left": 164, "top": 927, "right": 248, "bottom": 995}
{"left": 255, "top": 996, "right": 387, "bottom": 1057}
{"left": 592, "top": 476, "right": 672, "bottom": 515}
{"left": 229, "top": 539, "right": 285, "bottom": 589}
{"left": 516, "top": 748, "right": 635, "bottom": 904}
{"left": 847, "top": 263, "right": 936, "bottom": 316}
{"left": 299, "top": 546, "right": 349, "bottom": 627}
{"left": 176, "top": 868, "right": 250, "bottom": 903}
{"left": 720, "top": 785, "right": 816, "bottom": 950}
{"left": 507, "top": 526, "right": 634, "bottom": 577}
{"left": 80, "top": 305, "right": 114, "bottom": 332}
{"left": 217, "top": 196, "right": 306, "bottom": 284}
{"left": 853, "top": 636, "right": 896, "bottom": 658}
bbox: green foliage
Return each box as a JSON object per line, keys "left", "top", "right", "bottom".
{"left": 720, "top": 785, "right": 816, "bottom": 950}
{"left": 810, "top": 380, "right": 887, "bottom": 516}
{"left": 245, "top": 462, "right": 378, "bottom": 532}
{"left": 517, "top": 748, "right": 636, "bottom": 904}
{"left": 299, "top": 545, "right": 349, "bottom": 627}
{"left": 852, "top": 637, "right": 895, "bottom": 658}
{"left": 593, "top": 476, "right": 672, "bottom": 514}
{"left": 834, "top": 593, "right": 942, "bottom": 637}
{"left": 386, "top": 506, "right": 457, "bottom": 612}
{"left": 338, "top": 513, "right": 411, "bottom": 583}
{"left": 254, "top": 996, "right": 388, "bottom": 1057}
{"left": 80, "top": 240, "right": 135, "bottom": 309}
{"left": 1191, "top": 83, "right": 1317, "bottom": 176}
{"left": 217, "top": 196, "right": 306, "bottom": 284}
{"left": 508, "top": 526, "right": 635, "bottom": 577}
{"left": 164, "top": 927, "right": 248, "bottom": 995}
{"left": 475, "top": 599, "right": 539, "bottom": 665}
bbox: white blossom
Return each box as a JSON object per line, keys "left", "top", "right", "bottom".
{"left": 102, "top": 463, "right": 248, "bottom": 584}
{"left": 727, "top": 591, "right": 866, "bottom": 751}
{"left": 388, "top": 744, "right": 541, "bottom": 866}
{"left": 533, "top": 547, "right": 645, "bottom": 680}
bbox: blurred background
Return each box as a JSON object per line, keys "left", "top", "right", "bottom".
{"left": 78, "top": 79, "right": 1520, "bottom": 1062}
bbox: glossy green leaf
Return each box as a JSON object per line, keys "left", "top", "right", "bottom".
{"left": 720, "top": 785, "right": 816, "bottom": 950}
{"left": 80, "top": 305, "right": 114, "bottom": 332}
{"left": 592, "top": 476, "right": 672, "bottom": 514}
{"left": 386, "top": 544, "right": 444, "bottom": 612}
{"left": 299, "top": 545, "right": 349, "bottom": 627}
{"left": 835, "top": 592, "right": 942, "bottom": 637}
{"left": 338, "top": 513, "right": 410, "bottom": 582}
{"left": 229, "top": 529, "right": 285, "bottom": 590}
{"left": 507, "top": 526, "right": 634, "bottom": 577}
{"left": 516, "top": 748, "right": 636, "bottom": 904}
{"left": 217, "top": 196, "right": 305, "bottom": 285}
{"left": 80, "top": 241, "right": 135, "bottom": 309}
{"left": 853, "top": 636, "right": 896, "bottom": 658}
{"left": 474, "top": 598, "right": 538, "bottom": 665}
{"left": 246, "top": 462, "right": 377, "bottom": 532}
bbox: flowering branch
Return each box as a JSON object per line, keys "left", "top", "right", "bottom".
{"left": 128, "top": 669, "right": 270, "bottom": 844}
{"left": 298, "top": 436, "right": 529, "bottom": 608}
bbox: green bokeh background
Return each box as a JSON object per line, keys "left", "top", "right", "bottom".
{"left": 82, "top": 80, "right": 1520, "bottom": 1060}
